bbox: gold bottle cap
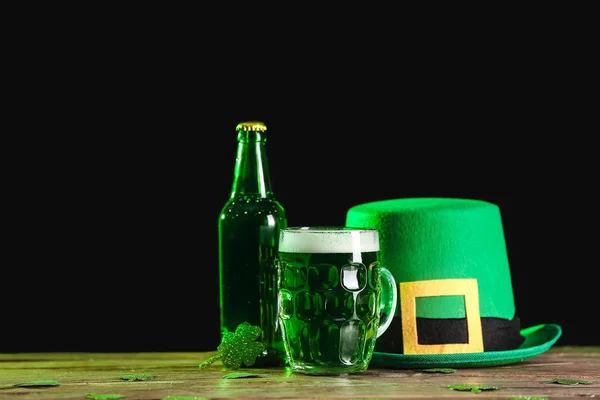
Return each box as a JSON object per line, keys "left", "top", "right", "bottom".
{"left": 236, "top": 121, "right": 267, "bottom": 132}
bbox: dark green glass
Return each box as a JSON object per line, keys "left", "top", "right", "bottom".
{"left": 218, "top": 121, "right": 287, "bottom": 367}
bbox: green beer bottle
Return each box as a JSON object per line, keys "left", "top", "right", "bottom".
{"left": 218, "top": 120, "right": 288, "bottom": 366}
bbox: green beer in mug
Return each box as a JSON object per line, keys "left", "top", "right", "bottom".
{"left": 276, "top": 227, "right": 397, "bottom": 375}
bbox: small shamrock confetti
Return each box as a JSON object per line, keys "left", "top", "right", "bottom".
{"left": 86, "top": 394, "right": 125, "bottom": 400}
{"left": 120, "top": 373, "right": 154, "bottom": 382}
{"left": 510, "top": 397, "right": 548, "bottom": 400}
{"left": 162, "top": 397, "right": 208, "bottom": 400}
{"left": 422, "top": 368, "right": 457, "bottom": 373}
{"left": 223, "top": 372, "right": 261, "bottom": 379}
{"left": 13, "top": 380, "right": 61, "bottom": 387}
{"left": 541, "top": 378, "right": 590, "bottom": 385}
{"left": 199, "top": 322, "right": 266, "bottom": 370}
{"left": 448, "top": 384, "right": 501, "bottom": 393}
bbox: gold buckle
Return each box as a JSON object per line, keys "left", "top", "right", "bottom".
{"left": 400, "top": 278, "right": 484, "bottom": 354}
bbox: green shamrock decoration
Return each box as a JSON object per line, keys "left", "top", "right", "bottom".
{"left": 448, "top": 384, "right": 500, "bottom": 393}
{"left": 541, "top": 378, "right": 590, "bottom": 385}
{"left": 199, "top": 322, "right": 266, "bottom": 370}
{"left": 86, "top": 394, "right": 126, "bottom": 400}
{"left": 120, "top": 373, "right": 154, "bottom": 382}
{"left": 13, "top": 380, "right": 61, "bottom": 387}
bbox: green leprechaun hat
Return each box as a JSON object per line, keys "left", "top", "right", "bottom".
{"left": 345, "top": 197, "right": 561, "bottom": 369}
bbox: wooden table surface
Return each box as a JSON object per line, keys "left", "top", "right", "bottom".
{"left": 1, "top": 346, "right": 598, "bottom": 399}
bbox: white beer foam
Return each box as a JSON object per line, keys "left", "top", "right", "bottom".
{"left": 279, "top": 227, "right": 379, "bottom": 253}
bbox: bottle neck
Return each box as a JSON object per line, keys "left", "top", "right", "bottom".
{"left": 230, "top": 131, "right": 273, "bottom": 198}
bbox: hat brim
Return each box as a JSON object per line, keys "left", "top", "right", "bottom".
{"left": 371, "top": 323, "right": 562, "bottom": 369}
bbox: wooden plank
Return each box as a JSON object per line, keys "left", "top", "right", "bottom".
{"left": 0, "top": 347, "right": 598, "bottom": 399}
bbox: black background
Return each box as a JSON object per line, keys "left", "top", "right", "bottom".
{"left": 2, "top": 11, "right": 597, "bottom": 353}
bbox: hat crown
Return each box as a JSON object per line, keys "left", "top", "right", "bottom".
{"left": 346, "top": 197, "right": 515, "bottom": 320}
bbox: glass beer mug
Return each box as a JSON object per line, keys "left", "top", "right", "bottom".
{"left": 276, "top": 226, "right": 397, "bottom": 375}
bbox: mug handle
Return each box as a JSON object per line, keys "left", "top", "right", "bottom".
{"left": 377, "top": 266, "right": 398, "bottom": 338}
